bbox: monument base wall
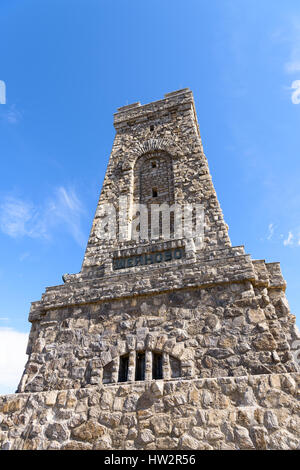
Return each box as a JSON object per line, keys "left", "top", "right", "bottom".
{"left": 1, "top": 372, "right": 299, "bottom": 450}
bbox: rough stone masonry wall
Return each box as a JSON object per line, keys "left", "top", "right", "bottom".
{"left": 18, "top": 266, "right": 299, "bottom": 394}
{"left": 1, "top": 373, "right": 299, "bottom": 450}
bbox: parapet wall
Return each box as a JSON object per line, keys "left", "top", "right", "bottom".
{"left": 1, "top": 373, "right": 299, "bottom": 450}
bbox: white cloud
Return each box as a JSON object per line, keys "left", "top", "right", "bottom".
{"left": 0, "top": 186, "right": 86, "bottom": 247}
{"left": 0, "top": 328, "right": 28, "bottom": 395}
{"left": 283, "top": 231, "right": 294, "bottom": 246}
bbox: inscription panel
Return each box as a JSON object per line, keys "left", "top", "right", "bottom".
{"left": 113, "top": 247, "right": 185, "bottom": 270}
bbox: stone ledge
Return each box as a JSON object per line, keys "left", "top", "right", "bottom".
{"left": 28, "top": 253, "right": 256, "bottom": 319}
{"left": 164, "top": 88, "right": 190, "bottom": 98}
{"left": 117, "top": 102, "right": 141, "bottom": 112}
{"left": 1, "top": 372, "right": 296, "bottom": 400}
{"left": 252, "top": 259, "right": 286, "bottom": 290}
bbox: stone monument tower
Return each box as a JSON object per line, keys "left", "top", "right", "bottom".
{"left": 0, "top": 89, "right": 299, "bottom": 450}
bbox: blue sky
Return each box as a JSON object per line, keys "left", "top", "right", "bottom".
{"left": 0, "top": 0, "right": 299, "bottom": 393}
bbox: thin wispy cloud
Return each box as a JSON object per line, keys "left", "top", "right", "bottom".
{"left": 0, "top": 197, "right": 40, "bottom": 238}
{"left": 19, "top": 252, "right": 30, "bottom": 262}
{"left": 282, "top": 230, "right": 300, "bottom": 247}
{"left": 284, "top": 231, "right": 294, "bottom": 246}
{"left": 0, "top": 187, "right": 86, "bottom": 247}
{"left": 267, "top": 223, "right": 274, "bottom": 240}
{"left": 265, "top": 224, "right": 300, "bottom": 247}
{"left": 45, "top": 186, "right": 86, "bottom": 247}
{"left": 0, "top": 104, "right": 22, "bottom": 124}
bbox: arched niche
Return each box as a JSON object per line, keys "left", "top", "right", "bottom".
{"left": 133, "top": 151, "right": 175, "bottom": 207}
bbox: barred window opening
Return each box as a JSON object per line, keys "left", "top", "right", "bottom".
{"left": 103, "top": 361, "right": 113, "bottom": 384}
{"left": 152, "top": 352, "right": 163, "bottom": 379}
{"left": 118, "top": 354, "right": 129, "bottom": 382}
{"left": 114, "top": 351, "right": 181, "bottom": 384}
{"left": 170, "top": 355, "right": 181, "bottom": 378}
{"left": 135, "top": 351, "right": 145, "bottom": 381}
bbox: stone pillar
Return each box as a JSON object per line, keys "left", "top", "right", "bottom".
{"left": 127, "top": 351, "right": 136, "bottom": 381}
{"left": 93, "top": 367, "right": 103, "bottom": 385}
{"left": 111, "top": 356, "right": 120, "bottom": 383}
{"left": 104, "top": 259, "right": 113, "bottom": 275}
{"left": 163, "top": 352, "right": 170, "bottom": 379}
{"left": 145, "top": 350, "right": 152, "bottom": 381}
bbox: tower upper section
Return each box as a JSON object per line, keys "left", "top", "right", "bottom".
{"left": 81, "top": 89, "right": 231, "bottom": 273}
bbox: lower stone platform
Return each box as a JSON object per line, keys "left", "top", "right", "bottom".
{"left": 0, "top": 372, "right": 299, "bottom": 450}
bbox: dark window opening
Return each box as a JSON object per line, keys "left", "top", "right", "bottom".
{"left": 135, "top": 352, "right": 145, "bottom": 381}
{"left": 151, "top": 160, "right": 157, "bottom": 168}
{"left": 152, "top": 352, "right": 163, "bottom": 379}
{"left": 118, "top": 354, "right": 129, "bottom": 382}
{"left": 170, "top": 355, "right": 181, "bottom": 378}
{"left": 152, "top": 188, "right": 158, "bottom": 198}
{"left": 103, "top": 361, "right": 114, "bottom": 384}
{"left": 150, "top": 125, "right": 154, "bottom": 131}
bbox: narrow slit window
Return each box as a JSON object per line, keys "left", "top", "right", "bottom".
{"left": 103, "top": 361, "right": 114, "bottom": 384}
{"left": 135, "top": 352, "right": 145, "bottom": 381}
{"left": 152, "top": 188, "right": 158, "bottom": 198}
{"left": 118, "top": 354, "right": 129, "bottom": 382}
{"left": 170, "top": 355, "right": 181, "bottom": 378}
{"left": 151, "top": 160, "right": 157, "bottom": 168}
{"left": 152, "top": 352, "right": 163, "bottom": 379}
